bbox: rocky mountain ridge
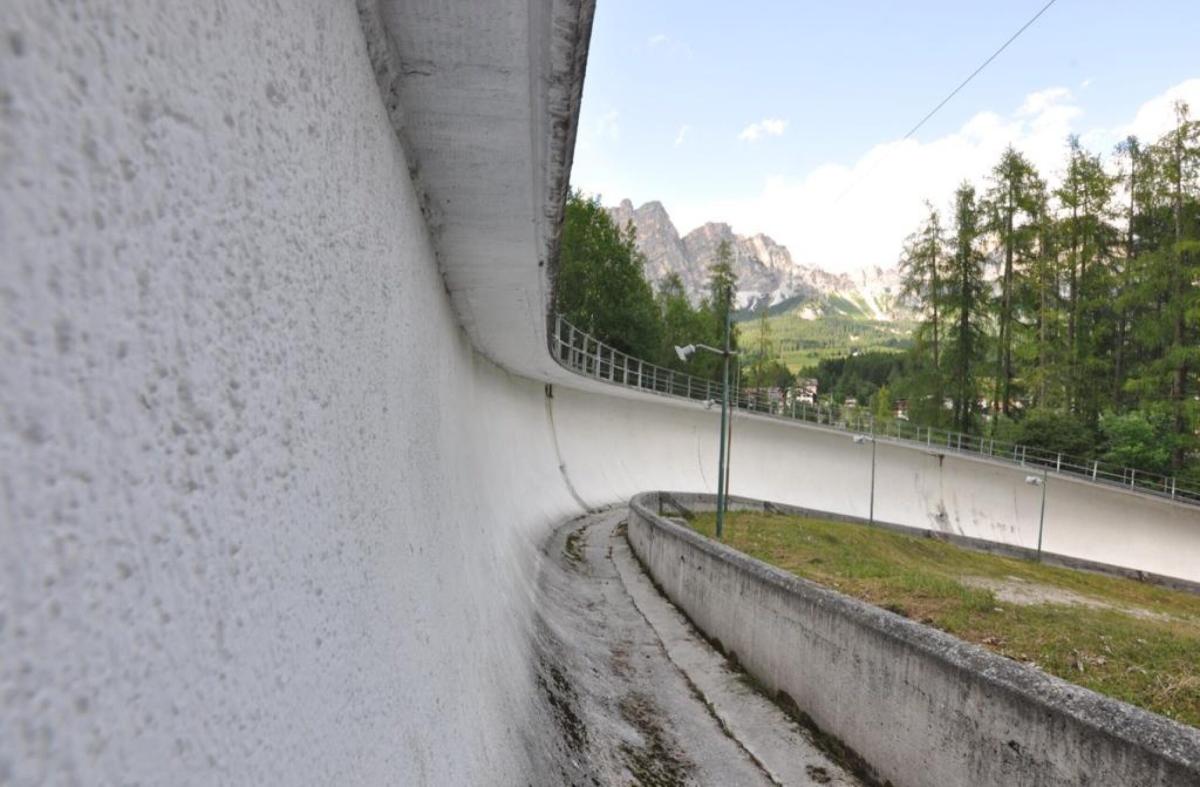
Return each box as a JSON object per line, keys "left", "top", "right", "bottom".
{"left": 607, "top": 199, "right": 911, "bottom": 321}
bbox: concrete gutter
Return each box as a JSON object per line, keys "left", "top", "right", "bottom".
{"left": 627, "top": 491, "right": 1200, "bottom": 787}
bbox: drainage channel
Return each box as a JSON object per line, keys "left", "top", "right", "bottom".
{"left": 529, "top": 507, "right": 862, "bottom": 786}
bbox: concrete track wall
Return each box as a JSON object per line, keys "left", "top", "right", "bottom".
{"left": 626, "top": 493, "right": 1200, "bottom": 787}
{"left": 1, "top": 4, "right": 583, "bottom": 784}
{"left": 549, "top": 387, "right": 1200, "bottom": 583}
{"left": 3, "top": 2, "right": 1198, "bottom": 785}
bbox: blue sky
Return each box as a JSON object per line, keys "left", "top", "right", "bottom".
{"left": 571, "top": 0, "right": 1200, "bottom": 272}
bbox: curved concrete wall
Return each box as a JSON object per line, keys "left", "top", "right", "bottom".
{"left": 3, "top": 2, "right": 1198, "bottom": 784}
{"left": 2, "top": 5, "right": 583, "bottom": 783}
{"left": 549, "top": 387, "right": 1200, "bottom": 583}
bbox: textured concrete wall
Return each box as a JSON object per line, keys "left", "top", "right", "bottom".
{"left": 0, "top": 4, "right": 583, "bottom": 784}
{"left": 626, "top": 494, "right": 1200, "bottom": 787}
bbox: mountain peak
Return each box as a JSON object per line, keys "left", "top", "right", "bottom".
{"left": 605, "top": 198, "right": 910, "bottom": 320}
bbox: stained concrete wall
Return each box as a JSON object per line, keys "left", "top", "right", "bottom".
{"left": 626, "top": 493, "right": 1200, "bottom": 787}
{"left": 3, "top": 2, "right": 1199, "bottom": 785}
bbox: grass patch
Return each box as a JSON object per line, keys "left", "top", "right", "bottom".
{"left": 689, "top": 511, "right": 1200, "bottom": 727}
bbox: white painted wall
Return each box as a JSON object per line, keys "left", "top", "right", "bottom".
{"left": 2, "top": 2, "right": 1197, "bottom": 785}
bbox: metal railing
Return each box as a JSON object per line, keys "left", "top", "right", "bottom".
{"left": 549, "top": 314, "right": 1200, "bottom": 507}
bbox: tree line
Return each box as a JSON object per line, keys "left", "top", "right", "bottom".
{"left": 894, "top": 100, "right": 1199, "bottom": 480}
{"left": 554, "top": 191, "right": 740, "bottom": 382}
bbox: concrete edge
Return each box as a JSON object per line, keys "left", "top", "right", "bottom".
{"left": 629, "top": 491, "right": 1200, "bottom": 776}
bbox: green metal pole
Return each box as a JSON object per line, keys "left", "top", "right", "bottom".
{"left": 869, "top": 420, "right": 876, "bottom": 526}
{"left": 1036, "top": 469, "right": 1047, "bottom": 560}
{"left": 716, "top": 304, "right": 731, "bottom": 540}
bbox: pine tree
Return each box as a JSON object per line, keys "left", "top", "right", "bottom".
{"left": 1054, "top": 137, "right": 1117, "bottom": 425}
{"left": 944, "top": 183, "right": 988, "bottom": 433}
{"left": 984, "top": 146, "right": 1043, "bottom": 422}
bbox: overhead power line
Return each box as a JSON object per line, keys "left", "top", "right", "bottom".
{"left": 900, "top": 0, "right": 1060, "bottom": 143}
{"left": 834, "top": 0, "right": 1060, "bottom": 203}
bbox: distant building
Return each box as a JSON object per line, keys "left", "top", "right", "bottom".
{"left": 795, "top": 378, "right": 818, "bottom": 404}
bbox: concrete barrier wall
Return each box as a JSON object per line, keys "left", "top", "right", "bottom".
{"left": 550, "top": 387, "right": 1200, "bottom": 583}
{"left": 626, "top": 493, "right": 1200, "bottom": 787}
{"left": 1, "top": 5, "right": 585, "bottom": 784}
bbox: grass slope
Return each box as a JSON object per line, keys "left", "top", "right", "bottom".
{"left": 689, "top": 510, "right": 1200, "bottom": 727}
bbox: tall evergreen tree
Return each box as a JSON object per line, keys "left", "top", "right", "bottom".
{"left": 1133, "top": 102, "right": 1200, "bottom": 469}
{"left": 944, "top": 183, "right": 988, "bottom": 433}
{"left": 984, "top": 146, "right": 1043, "bottom": 422}
{"left": 1054, "top": 137, "right": 1117, "bottom": 425}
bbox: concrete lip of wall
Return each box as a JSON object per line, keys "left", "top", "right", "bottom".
{"left": 627, "top": 491, "right": 1200, "bottom": 786}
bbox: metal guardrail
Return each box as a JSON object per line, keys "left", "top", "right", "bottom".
{"left": 549, "top": 314, "right": 1200, "bottom": 507}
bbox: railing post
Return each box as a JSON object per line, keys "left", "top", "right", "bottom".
{"left": 1130, "top": 468, "right": 1136, "bottom": 489}
{"left": 1172, "top": 478, "right": 1177, "bottom": 499}
{"left": 1092, "top": 461, "right": 1098, "bottom": 480}
{"left": 1055, "top": 453, "right": 1061, "bottom": 472}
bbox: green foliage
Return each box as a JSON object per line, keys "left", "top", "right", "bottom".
{"left": 874, "top": 107, "right": 1200, "bottom": 480}
{"left": 557, "top": 194, "right": 738, "bottom": 381}
{"left": 994, "top": 410, "right": 1094, "bottom": 458}
{"left": 743, "top": 358, "right": 795, "bottom": 391}
{"left": 872, "top": 384, "right": 893, "bottom": 422}
{"left": 1098, "top": 412, "right": 1173, "bottom": 475}
{"left": 801, "top": 351, "right": 908, "bottom": 405}
{"left": 555, "top": 191, "right": 661, "bottom": 357}
{"left": 943, "top": 182, "right": 989, "bottom": 432}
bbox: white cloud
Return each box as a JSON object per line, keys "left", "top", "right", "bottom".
{"left": 671, "top": 79, "right": 1200, "bottom": 275}
{"left": 738, "top": 118, "right": 788, "bottom": 142}
{"left": 674, "top": 124, "right": 690, "bottom": 146}
{"left": 648, "top": 33, "right": 668, "bottom": 47}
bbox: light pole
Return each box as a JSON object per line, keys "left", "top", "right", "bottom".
{"left": 853, "top": 426, "right": 876, "bottom": 526}
{"left": 724, "top": 354, "right": 739, "bottom": 509}
{"left": 1025, "top": 472, "right": 1048, "bottom": 560}
{"left": 675, "top": 308, "right": 737, "bottom": 539}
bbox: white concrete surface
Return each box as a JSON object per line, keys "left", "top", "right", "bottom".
{"left": 3, "top": 1, "right": 1198, "bottom": 784}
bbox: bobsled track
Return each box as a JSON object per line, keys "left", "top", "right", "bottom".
{"left": 3, "top": 2, "right": 1199, "bottom": 784}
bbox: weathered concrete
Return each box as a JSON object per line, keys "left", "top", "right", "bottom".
{"left": 4, "top": 1, "right": 1199, "bottom": 784}
{"left": 534, "top": 507, "right": 860, "bottom": 786}
{"left": 1, "top": 3, "right": 587, "bottom": 784}
{"left": 627, "top": 492, "right": 1200, "bottom": 787}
